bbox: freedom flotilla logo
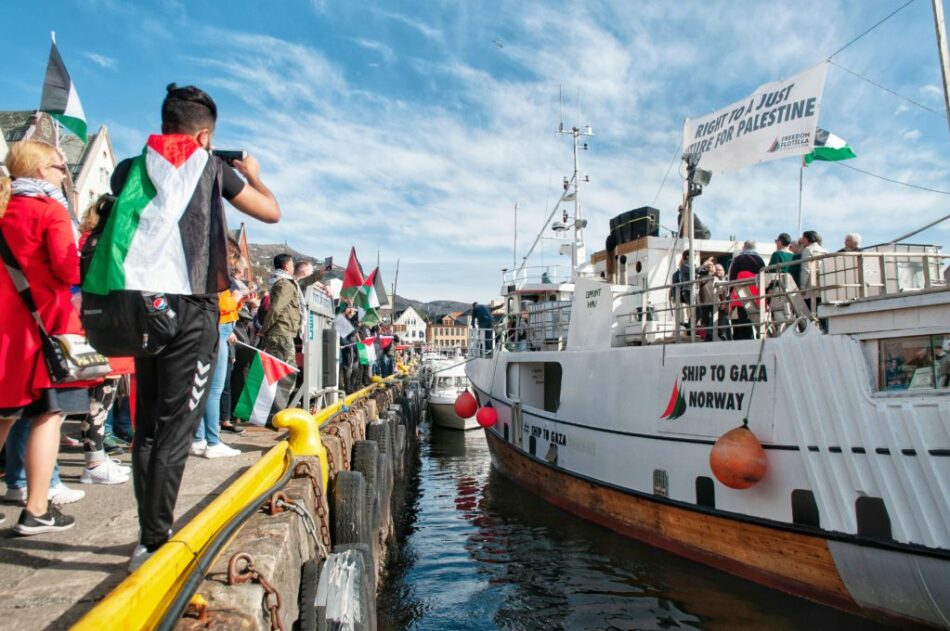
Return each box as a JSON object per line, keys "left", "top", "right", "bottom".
{"left": 660, "top": 379, "right": 687, "bottom": 420}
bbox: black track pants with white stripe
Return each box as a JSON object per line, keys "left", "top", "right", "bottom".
{"left": 133, "top": 295, "right": 219, "bottom": 550}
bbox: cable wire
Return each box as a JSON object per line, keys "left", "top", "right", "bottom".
{"left": 651, "top": 142, "right": 682, "bottom": 207}
{"left": 829, "top": 60, "right": 948, "bottom": 118}
{"left": 832, "top": 161, "right": 950, "bottom": 195}
{"left": 827, "top": 0, "right": 917, "bottom": 59}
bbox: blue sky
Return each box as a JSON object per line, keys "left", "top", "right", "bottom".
{"left": 3, "top": 0, "right": 949, "bottom": 302}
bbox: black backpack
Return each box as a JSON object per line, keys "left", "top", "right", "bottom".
{"left": 79, "top": 195, "right": 179, "bottom": 357}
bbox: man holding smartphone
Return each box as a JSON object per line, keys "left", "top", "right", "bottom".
{"left": 104, "top": 84, "right": 281, "bottom": 571}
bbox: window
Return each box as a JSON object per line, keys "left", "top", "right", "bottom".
{"left": 879, "top": 334, "right": 950, "bottom": 391}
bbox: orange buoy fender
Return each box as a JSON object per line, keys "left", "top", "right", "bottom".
{"left": 454, "top": 390, "right": 477, "bottom": 419}
{"left": 476, "top": 402, "right": 498, "bottom": 428}
{"left": 709, "top": 425, "right": 767, "bottom": 489}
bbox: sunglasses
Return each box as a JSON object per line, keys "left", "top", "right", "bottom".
{"left": 48, "top": 163, "right": 68, "bottom": 174}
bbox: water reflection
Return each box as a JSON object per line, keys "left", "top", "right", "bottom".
{"left": 379, "top": 425, "right": 892, "bottom": 631}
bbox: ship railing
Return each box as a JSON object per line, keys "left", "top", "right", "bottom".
{"left": 502, "top": 264, "right": 573, "bottom": 286}
{"left": 469, "top": 326, "right": 497, "bottom": 357}
{"left": 613, "top": 249, "right": 949, "bottom": 345}
{"left": 489, "top": 299, "right": 573, "bottom": 352}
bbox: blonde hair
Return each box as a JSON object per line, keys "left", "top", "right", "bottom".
{"left": 0, "top": 176, "right": 10, "bottom": 217}
{"left": 6, "top": 140, "right": 60, "bottom": 180}
{"left": 1, "top": 141, "right": 63, "bottom": 216}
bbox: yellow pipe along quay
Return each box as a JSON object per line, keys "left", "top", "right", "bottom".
{"left": 72, "top": 378, "right": 396, "bottom": 631}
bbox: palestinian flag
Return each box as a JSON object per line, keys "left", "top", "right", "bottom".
{"left": 359, "top": 306, "right": 380, "bottom": 327}
{"left": 804, "top": 128, "right": 856, "bottom": 165}
{"left": 83, "top": 135, "right": 229, "bottom": 296}
{"left": 39, "top": 39, "right": 87, "bottom": 141}
{"left": 364, "top": 267, "right": 389, "bottom": 308}
{"left": 234, "top": 347, "right": 297, "bottom": 426}
{"left": 356, "top": 339, "right": 377, "bottom": 366}
{"left": 340, "top": 247, "right": 365, "bottom": 302}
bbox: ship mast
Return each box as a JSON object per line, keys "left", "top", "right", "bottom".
{"left": 556, "top": 122, "right": 593, "bottom": 272}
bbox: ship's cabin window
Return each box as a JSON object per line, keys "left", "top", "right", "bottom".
{"left": 529, "top": 435, "right": 537, "bottom": 456}
{"left": 503, "top": 423, "right": 509, "bottom": 441}
{"left": 506, "top": 362, "right": 562, "bottom": 413}
{"left": 878, "top": 334, "right": 950, "bottom": 391}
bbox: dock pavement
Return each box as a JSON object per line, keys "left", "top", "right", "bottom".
{"left": 0, "top": 418, "right": 278, "bottom": 630}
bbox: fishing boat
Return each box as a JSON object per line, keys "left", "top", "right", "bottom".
{"left": 429, "top": 360, "right": 480, "bottom": 430}
{"left": 466, "top": 56, "right": 950, "bottom": 626}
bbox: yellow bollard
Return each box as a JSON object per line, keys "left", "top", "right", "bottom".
{"left": 273, "top": 408, "right": 329, "bottom": 491}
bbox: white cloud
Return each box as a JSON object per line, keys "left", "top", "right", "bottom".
{"left": 169, "top": 2, "right": 949, "bottom": 302}
{"left": 84, "top": 52, "right": 117, "bottom": 70}
{"left": 920, "top": 84, "right": 943, "bottom": 99}
{"left": 351, "top": 38, "right": 396, "bottom": 64}
{"left": 374, "top": 9, "right": 444, "bottom": 43}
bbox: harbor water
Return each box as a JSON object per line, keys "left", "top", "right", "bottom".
{"left": 378, "top": 421, "right": 896, "bottom": 631}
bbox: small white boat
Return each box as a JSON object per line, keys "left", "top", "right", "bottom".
{"left": 428, "top": 361, "right": 480, "bottom": 430}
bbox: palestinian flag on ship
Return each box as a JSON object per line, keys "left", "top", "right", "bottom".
{"left": 804, "top": 128, "right": 856, "bottom": 165}
{"left": 83, "top": 135, "right": 230, "bottom": 296}
{"left": 234, "top": 347, "right": 298, "bottom": 426}
{"left": 39, "top": 38, "right": 87, "bottom": 140}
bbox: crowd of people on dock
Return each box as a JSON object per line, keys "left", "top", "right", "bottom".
{"left": 0, "top": 82, "right": 414, "bottom": 573}
{"left": 0, "top": 84, "right": 283, "bottom": 571}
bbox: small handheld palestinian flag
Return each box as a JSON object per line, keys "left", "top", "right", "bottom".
{"left": 356, "top": 338, "right": 377, "bottom": 366}
{"left": 39, "top": 34, "right": 87, "bottom": 141}
{"left": 364, "top": 267, "right": 389, "bottom": 308}
{"left": 233, "top": 344, "right": 298, "bottom": 426}
{"left": 340, "top": 247, "right": 365, "bottom": 302}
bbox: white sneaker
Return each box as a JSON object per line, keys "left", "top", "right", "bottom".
{"left": 48, "top": 482, "right": 85, "bottom": 505}
{"left": 80, "top": 460, "right": 130, "bottom": 485}
{"left": 190, "top": 440, "right": 208, "bottom": 456}
{"left": 203, "top": 442, "right": 241, "bottom": 459}
{"left": 109, "top": 458, "right": 132, "bottom": 475}
{"left": 128, "top": 544, "right": 154, "bottom": 573}
{"left": 4, "top": 487, "right": 26, "bottom": 505}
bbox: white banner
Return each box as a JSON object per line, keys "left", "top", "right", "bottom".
{"left": 683, "top": 62, "right": 828, "bottom": 174}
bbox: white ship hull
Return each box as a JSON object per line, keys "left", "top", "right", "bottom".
{"left": 468, "top": 281, "right": 950, "bottom": 627}
{"left": 428, "top": 399, "right": 480, "bottom": 430}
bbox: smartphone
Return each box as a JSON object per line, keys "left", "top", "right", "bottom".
{"left": 211, "top": 149, "right": 247, "bottom": 166}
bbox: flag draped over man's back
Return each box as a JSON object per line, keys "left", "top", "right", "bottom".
{"left": 39, "top": 36, "right": 87, "bottom": 141}
{"left": 83, "top": 135, "right": 230, "bottom": 296}
{"left": 233, "top": 346, "right": 297, "bottom": 426}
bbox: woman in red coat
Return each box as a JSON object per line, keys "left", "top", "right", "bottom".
{"left": 0, "top": 140, "right": 86, "bottom": 534}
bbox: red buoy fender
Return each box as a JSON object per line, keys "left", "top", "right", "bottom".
{"left": 454, "top": 391, "right": 477, "bottom": 419}
{"left": 476, "top": 402, "right": 498, "bottom": 428}
{"left": 709, "top": 425, "right": 767, "bottom": 489}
